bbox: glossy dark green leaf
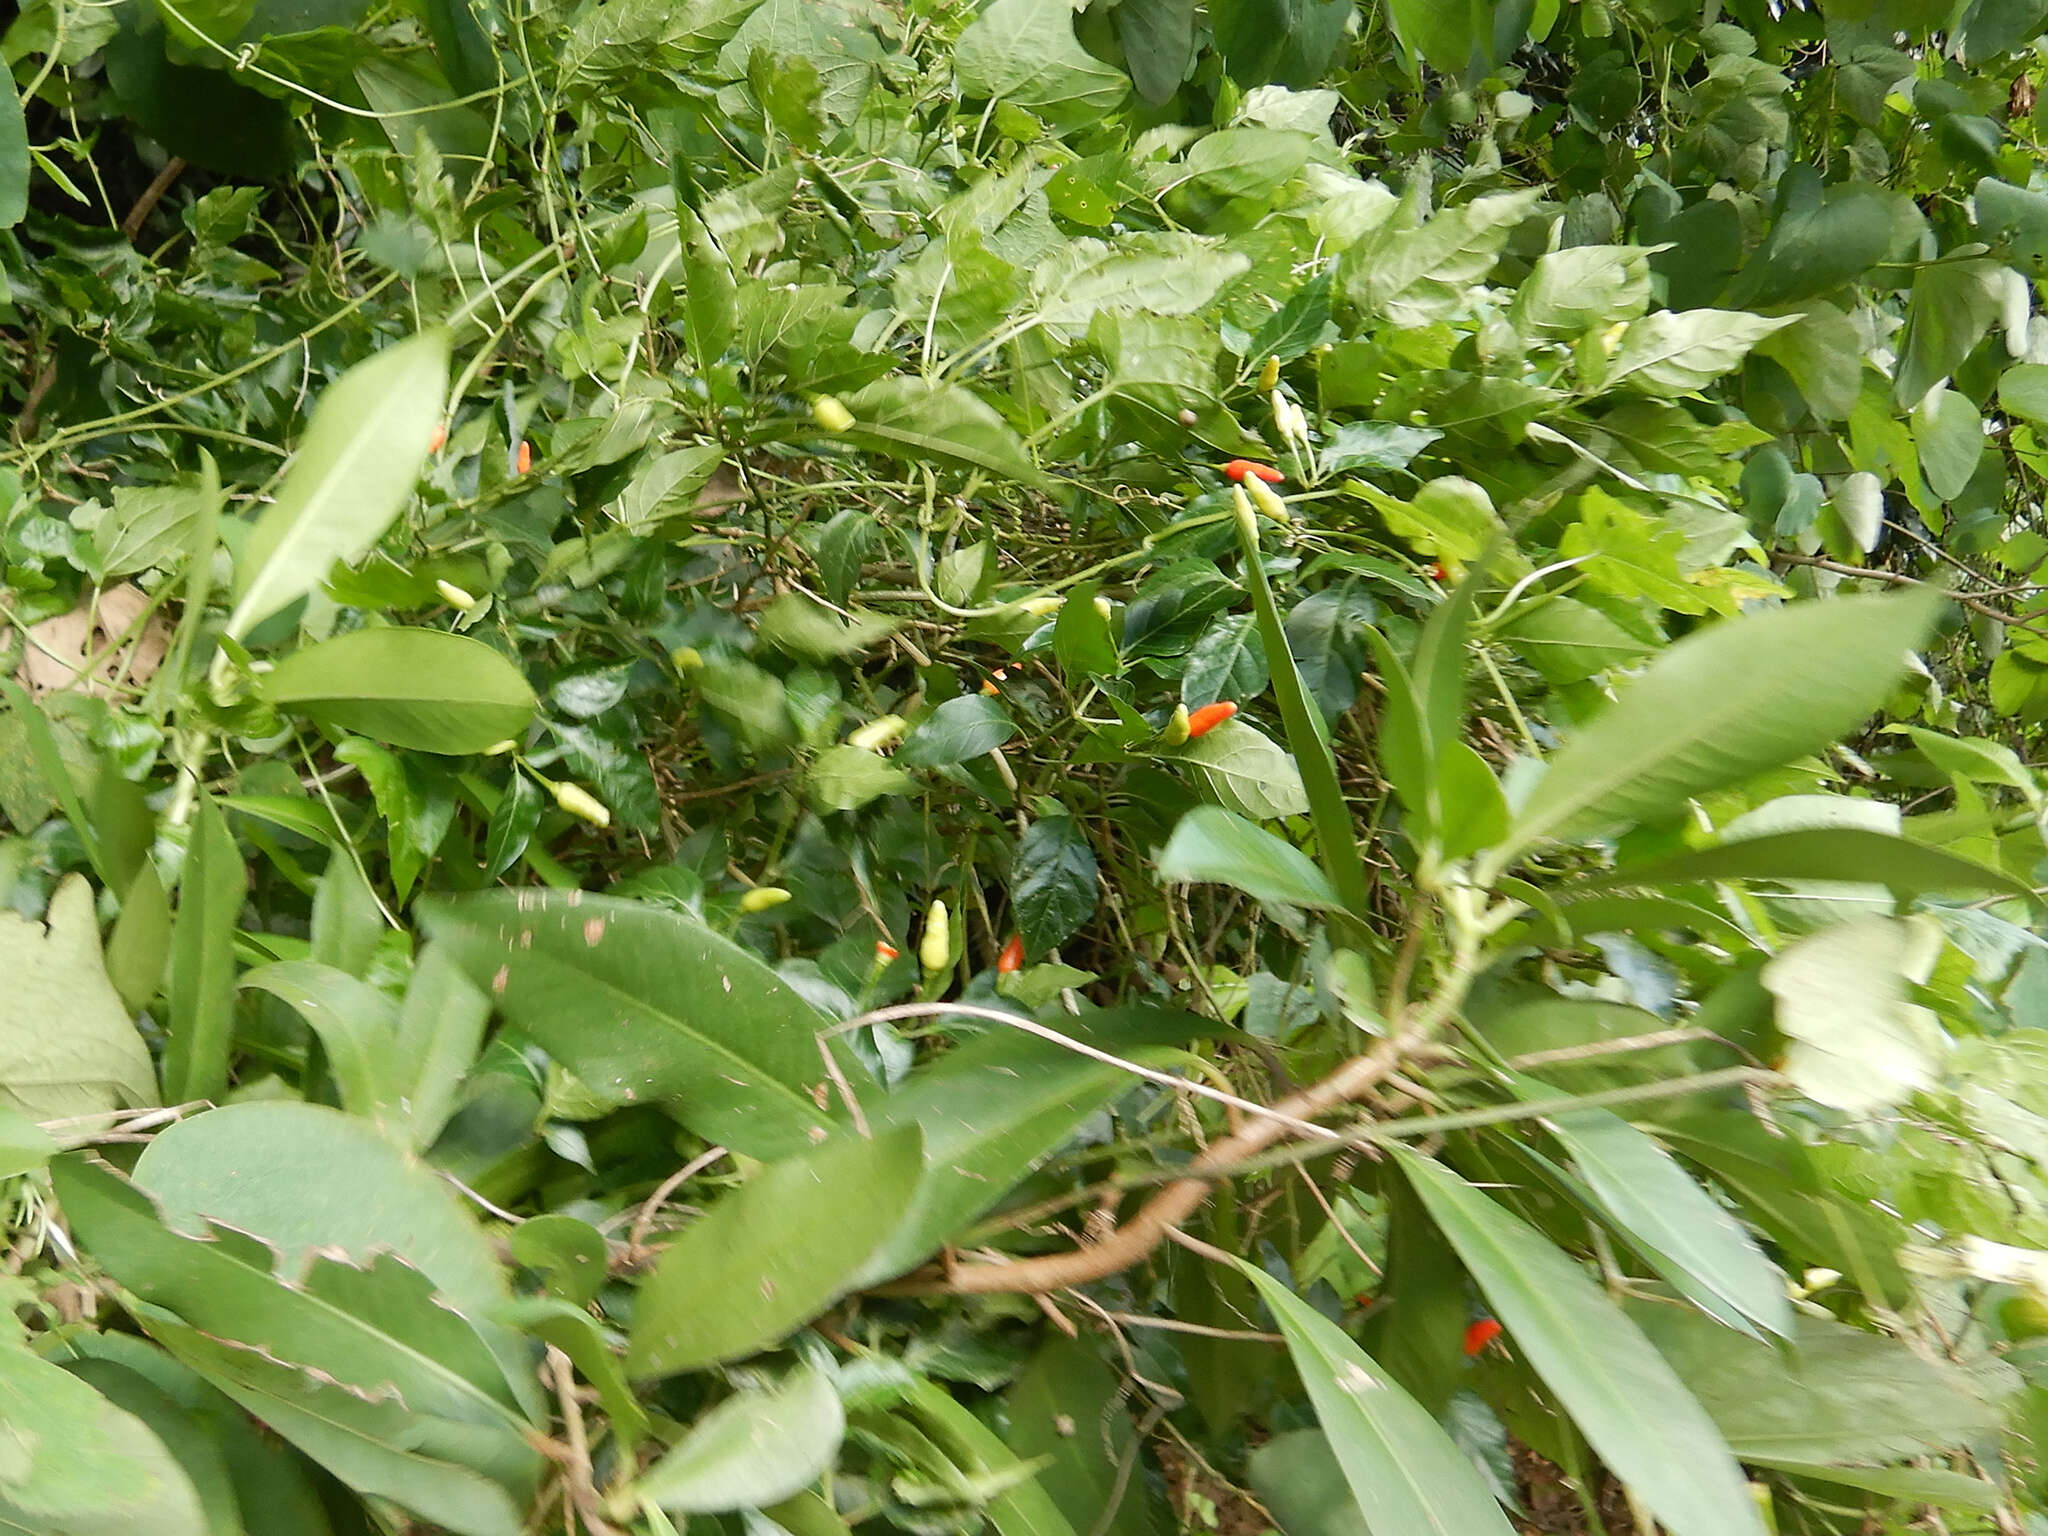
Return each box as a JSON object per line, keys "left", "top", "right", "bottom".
{"left": 420, "top": 892, "right": 841, "bottom": 1158}
{"left": 481, "top": 772, "right": 543, "bottom": 881}
{"left": 1011, "top": 806, "right": 1098, "bottom": 954}
{"left": 627, "top": 1126, "right": 922, "bottom": 1376}
{"left": 1113, "top": 0, "right": 1193, "bottom": 103}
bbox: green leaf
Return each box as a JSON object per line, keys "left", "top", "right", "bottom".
{"left": 1435, "top": 741, "right": 1509, "bottom": 861}
{"left": 1509, "top": 245, "right": 1654, "bottom": 339}
{"left": 954, "top": 0, "right": 1131, "bottom": 128}
{"left": 1560, "top": 489, "right": 1709, "bottom": 615}
{"left": 1341, "top": 189, "right": 1542, "bottom": 328}
{"left": 1003, "top": 1337, "right": 1157, "bottom": 1536}
{"left": 1762, "top": 916, "right": 1946, "bottom": 1112}
{"left": 1158, "top": 806, "right": 1342, "bottom": 910}
{"left": 0, "top": 1106, "right": 55, "bottom": 1181}
{"left": 1628, "top": 1301, "right": 2005, "bottom": 1465}
{"left": 840, "top": 377, "right": 1044, "bottom": 487}
{"left": 808, "top": 745, "right": 914, "bottom": 812}
{"left": 0, "top": 77, "right": 25, "bottom": 229}
{"left": 851, "top": 1007, "right": 1205, "bottom": 1285}
{"left": 481, "top": 771, "right": 542, "bottom": 881}
{"left": 1911, "top": 386, "right": 1984, "bottom": 500}
{"left": 1998, "top": 361, "right": 2048, "bottom": 423}
{"left": 627, "top": 1126, "right": 923, "bottom": 1376}
{"left": 1113, "top": 0, "right": 1194, "bottom": 104}
{"left": 1496, "top": 591, "right": 1943, "bottom": 858}
{"left": 1394, "top": 1149, "right": 1766, "bottom": 1536}
{"left": 1570, "top": 826, "right": 2033, "bottom": 903}
{"left": 1895, "top": 257, "right": 2005, "bottom": 404}
{"left": 395, "top": 943, "right": 490, "bottom": 1152}
{"left": 420, "top": 892, "right": 842, "bottom": 1158}
{"left": 1975, "top": 175, "right": 2048, "bottom": 268}
{"left": 259, "top": 627, "right": 535, "bottom": 755}
{"left": 1053, "top": 580, "right": 1119, "bottom": 681}
{"left": 0, "top": 874, "right": 157, "bottom": 1139}
{"left": 105, "top": 858, "right": 171, "bottom": 1021}
{"left": 0, "top": 1337, "right": 206, "bottom": 1536}
{"left": 1246, "top": 1431, "right": 1368, "bottom": 1536}
{"left": 1181, "top": 613, "right": 1268, "bottom": 709}
{"left": 1210, "top": 0, "right": 1353, "bottom": 88}
{"left": 900, "top": 694, "right": 1017, "bottom": 767}
{"left": 1516, "top": 1077, "right": 1791, "bottom": 1338}
{"left": 238, "top": 961, "right": 404, "bottom": 1127}
{"left": 1031, "top": 234, "right": 1250, "bottom": 335}
{"left": 226, "top": 332, "right": 451, "bottom": 642}
{"left": 896, "top": 1377, "right": 1079, "bottom": 1536}
{"left": 1011, "top": 807, "right": 1098, "bottom": 954}
{"left": 1236, "top": 1261, "right": 1517, "bottom": 1536}
{"left": 1726, "top": 174, "right": 1894, "bottom": 308}
{"left": 757, "top": 593, "right": 898, "bottom": 662}
{"left": 1742, "top": 1460, "right": 2000, "bottom": 1511}
{"left": 55, "top": 1356, "right": 247, "bottom": 1536}
{"left": 633, "top": 1364, "right": 843, "bottom": 1513}
{"left": 1605, "top": 309, "right": 1799, "bottom": 396}
{"left": 1175, "top": 716, "right": 1310, "bottom": 821}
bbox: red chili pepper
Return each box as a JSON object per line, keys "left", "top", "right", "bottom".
{"left": 997, "top": 934, "right": 1025, "bottom": 973}
{"left": 1427, "top": 561, "right": 1447, "bottom": 582}
{"left": 875, "top": 942, "right": 900, "bottom": 963}
{"left": 1463, "top": 1318, "right": 1503, "bottom": 1356}
{"left": 515, "top": 440, "right": 533, "bottom": 475}
{"left": 427, "top": 423, "right": 448, "bottom": 453}
{"left": 1185, "top": 701, "right": 1238, "bottom": 739}
{"left": 1222, "top": 459, "right": 1286, "bottom": 484}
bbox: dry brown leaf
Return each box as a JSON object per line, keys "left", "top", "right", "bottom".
{"left": 21, "top": 582, "right": 173, "bottom": 698}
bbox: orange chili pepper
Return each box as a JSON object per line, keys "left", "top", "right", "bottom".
{"left": 427, "top": 423, "right": 448, "bottom": 453}
{"left": 1222, "top": 460, "right": 1285, "bottom": 484}
{"left": 875, "top": 941, "right": 900, "bottom": 963}
{"left": 997, "top": 934, "right": 1025, "bottom": 973}
{"left": 1463, "top": 1318, "right": 1503, "bottom": 1356}
{"left": 1427, "top": 561, "right": 1447, "bottom": 582}
{"left": 515, "top": 439, "right": 533, "bottom": 475}
{"left": 1185, "top": 701, "right": 1238, "bottom": 739}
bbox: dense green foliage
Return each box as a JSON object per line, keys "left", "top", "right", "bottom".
{"left": 12, "top": 0, "right": 2048, "bottom": 1530}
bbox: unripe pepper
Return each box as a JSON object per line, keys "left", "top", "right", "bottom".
{"left": 552, "top": 781, "right": 610, "bottom": 828}
{"left": 1247, "top": 478, "right": 1291, "bottom": 525}
{"left": 997, "top": 934, "right": 1024, "bottom": 973}
{"left": 1186, "top": 701, "right": 1237, "bottom": 738}
{"left": 739, "top": 886, "right": 791, "bottom": 913}
{"left": 811, "top": 395, "right": 856, "bottom": 432}
{"left": 919, "top": 900, "right": 951, "bottom": 973}
{"left": 435, "top": 578, "right": 478, "bottom": 609}
{"left": 1259, "top": 354, "right": 1281, "bottom": 392}
{"left": 1158, "top": 704, "right": 1191, "bottom": 746}
{"left": 848, "top": 714, "right": 907, "bottom": 751}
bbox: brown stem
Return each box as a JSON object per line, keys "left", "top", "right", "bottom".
{"left": 121, "top": 156, "right": 186, "bottom": 243}
{"left": 883, "top": 1022, "right": 1428, "bottom": 1295}
{"left": 1770, "top": 551, "right": 2046, "bottom": 637}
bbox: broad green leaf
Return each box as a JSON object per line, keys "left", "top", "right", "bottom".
{"left": 1509, "top": 245, "right": 1654, "bottom": 338}
{"left": 1762, "top": 915, "right": 1946, "bottom": 1112}
{"left": 953, "top": 0, "right": 1130, "bottom": 128}
{"left": 310, "top": 848, "right": 382, "bottom": 978}
{"left": 226, "top": 332, "right": 451, "bottom": 642}
{"left": 1158, "top": 806, "right": 1342, "bottom": 910}
{"left": 633, "top": 1364, "right": 843, "bottom": 1513}
{"left": 1053, "top": 579, "right": 1119, "bottom": 680}
{"left": 1895, "top": 257, "right": 2005, "bottom": 404}
{"left": 1605, "top": 309, "right": 1799, "bottom": 396}
{"left": 840, "top": 378, "right": 1043, "bottom": 488}
{"left": 1726, "top": 174, "right": 1894, "bottom": 308}
{"left": 808, "top": 744, "right": 914, "bottom": 812}
{"left": 136, "top": 1307, "right": 527, "bottom": 1536}
{"left": 1181, "top": 613, "right": 1268, "bottom": 709}
{"left": 1004, "top": 1338, "right": 1158, "bottom": 1536}
{"left": 899, "top": 694, "right": 1016, "bottom": 767}
{"left": 1975, "top": 175, "right": 2048, "bottom": 267}
{"left": 1560, "top": 489, "right": 1709, "bottom": 615}
{"left": 1236, "top": 1260, "right": 1516, "bottom": 1536}
{"left": 851, "top": 1007, "right": 1206, "bottom": 1285}
{"left": 627, "top": 1126, "right": 923, "bottom": 1376}
{"left": 1496, "top": 591, "right": 1942, "bottom": 858}
{"left": 0, "top": 1106, "right": 54, "bottom": 1180}
{"left": 1516, "top": 1076, "right": 1791, "bottom": 1338}
{"left": 1340, "top": 188, "right": 1541, "bottom": 327}
{"left": 1246, "top": 1432, "right": 1367, "bottom": 1536}
{"left": 1011, "top": 806, "right": 1099, "bottom": 954}
{"left": 1175, "top": 716, "right": 1310, "bottom": 821}
{"left": 57, "top": 1357, "right": 247, "bottom": 1536}
{"left": 52, "top": 1155, "right": 542, "bottom": 1529}
{"left": 896, "top": 1377, "right": 1078, "bottom": 1536}
{"left": 420, "top": 891, "right": 841, "bottom": 1158}
{"left": 0, "top": 1337, "right": 206, "bottom": 1536}
{"left": 505, "top": 1216, "right": 609, "bottom": 1307}
{"left": 1113, "top": 0, "right": 1194, "bottom": 104}
{"left": 1435, "top": 740, "right": 1509, "bottom": 861}
{"left": 1999, "top": 361, "right": 2048, "bottom": 424}
{"left": 1628, "top": 1301, "right": 2005, "bottom": 1465}
{"left": 1394, "top": 1148, "right": 1766, "bottom": 1536}
{"left": 0, "top": 874, "right": 156, "bottom": 1139}
{"left": 1030, "top": 234, "right": 1249, "bottom": 335}
{"left": 1569, "top": 826, "right": 2032, "bottom": 903}
{"left": 257, "top": 628, "right": 536, "bottom": 755}
{"left": 1911, "top": 386, "right": 1984, "bottom": 500}
{"left": 1210, "top": 0, "right": 1352, "bottom": 88}
{"left": 238, "top": 961, "right": 405, "bottom": 1127}
{"left": 1177, "top": 127, "right": 1312, "bottom": 200}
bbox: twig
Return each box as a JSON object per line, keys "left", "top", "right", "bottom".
{"left": 121, "top": 156, "right": 187, "bottom": 242}
{"left": 1770, "top": 553, "right": 2048, "bottom": 637}
{"left": 627, "top": 1146, "right": 728, "bottom": 1252}
{"left": 824, "top": 1002, "right": 1342, "bottom": 1143}
{"left": 1098, "top": 1311, "right": 1284, "bottom": 1344}
{"left": 545, "top": 1347, "right": 619, "bottom": 1536}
